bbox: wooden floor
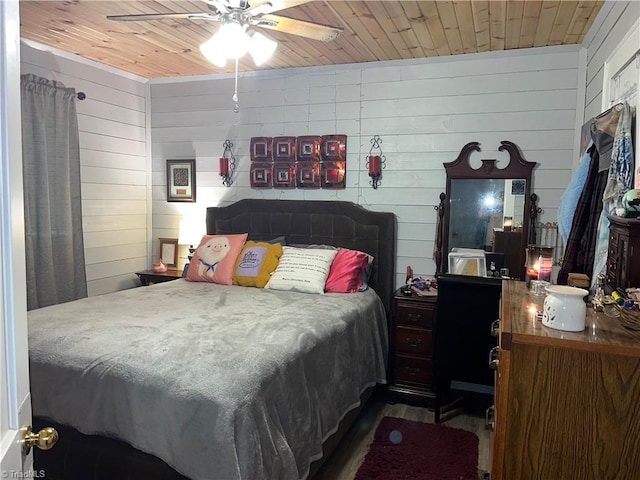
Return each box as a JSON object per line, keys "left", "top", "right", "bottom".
{"left": 314, "top": 391, "right": 490, "bottom": 480}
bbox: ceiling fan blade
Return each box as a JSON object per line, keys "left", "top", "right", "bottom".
{"left": 253, "top": 14, "right": 343, "bottom": 42}
{"left": 247, "top": 0, "right": 314, "bottom": 15}
{"left": 107, "top": 12, "right": 219, "bottom": 22}
{"left": 243, "top": 0, "right": 275, "bottom": 16}
{"left": 201, "top": 0, "right": 311, "bottom": 15}
{"left": 202, "top": 0, "right": 230, "bottom": 15}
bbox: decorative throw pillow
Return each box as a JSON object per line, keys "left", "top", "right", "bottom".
{"left": 233, "top": 241, "right": 283, "bottom": 288}
{"left": 325, "top": 248, "right": 372, "bottom": 293}
{"left": 185, "top": 233, "right": 248, "bottom": 285}
{"left": 358, "top": 253, "right": 375, "bottom": 292}
{"left": 289, "top": 244, "right": 337, "bottom": 250}
{"left": 265, "top": 246, "right": 337, "bottom": 294}
{"left": 267, "top": 236, "right": 286, "bottom": 245}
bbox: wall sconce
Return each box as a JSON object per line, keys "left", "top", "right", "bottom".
{"left": 220, "top": 139, "right": 237, "bottom": 187}
{"left": 367, "top": 135, "right": 385, "bottom": 189}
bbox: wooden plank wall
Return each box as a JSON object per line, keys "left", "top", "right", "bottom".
{"left": 583, "top": 1, "right": 639, "bottom": 122}
{"left": 20, "top": 43, "right": 149, "bottom": 296}
{"left": 150, "top": 46, "right": 581, "bottom": 288}
{"left": 14, "top": 2, "right": 636, "bottom": 297}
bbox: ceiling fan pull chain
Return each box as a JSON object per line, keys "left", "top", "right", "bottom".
{"left": 233, "top": 58, "right": 240, "bottom": 113}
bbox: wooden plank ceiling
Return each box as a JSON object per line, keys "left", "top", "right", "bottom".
{"left": 19, "top": 1, "right": 604, "bottom": 79}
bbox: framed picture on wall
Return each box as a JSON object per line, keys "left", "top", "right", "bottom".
{"left": 511, "top": 179, "right": 525, "bottom": 195}
{"left": 167, "top": 159, "right": 196, "bottom": 202}
{"left": 158, "top": 238, "right": 179, "bottom": 268}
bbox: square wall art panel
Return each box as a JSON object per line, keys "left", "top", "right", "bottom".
{"left": 296, "top": 161, "right": 321, "bottom": 188}
{"left": 272, "top": 163, "right": 296, "bottom": 189}
{"left": 297, "top": 136, "right": 322, "bottom": 162}
{"left": 321, "top": 161, "right": 346, "bottom": 189}
{"left": 250, "top": 137, "right": 272, "bottom": 162}
{"left": 250, "top": 163, "right": 272, "bottom": 188}
{"left": 272, "top": 136, "right": 297, "bottom": 162}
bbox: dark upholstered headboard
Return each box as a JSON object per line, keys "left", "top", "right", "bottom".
{"left": 206, "top": 199, "right": 396, "bottom": 318}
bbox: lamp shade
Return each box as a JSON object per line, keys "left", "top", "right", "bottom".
{"left": 178, "top": 219, "right": 203, "bottom": 247}
{"left": 248, "top": 31, "right": 277, "bottom": 66}
{"left": 217, "top": 21, "right": 249, "bottom": 59}
{"left": 200, "top": 33, "right": 227, "bottom": 67}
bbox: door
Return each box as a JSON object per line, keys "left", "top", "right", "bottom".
{"left": 1, "top": 0, "right": 39, "bottom": 475}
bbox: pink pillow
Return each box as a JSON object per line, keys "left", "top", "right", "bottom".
{"left": 325, "top": 248, "right": 371, "bottom": 293}
{"left": 185, "top": 233, "right": 248, "bottom": 285}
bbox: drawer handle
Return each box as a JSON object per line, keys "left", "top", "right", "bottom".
{"left": 406, "top": 338, "right": 423, "bottom": 348}
{"left": 407, "top": 313, "right": 422, "bottom": 323}
{"left": 488, "top": 346, "right": 499, "bottom": 370}
{"left": 404, "top": 366, "right": 421, "bottom": 376}
{"left": 485, "top": 405, "right": 495, "bottom": 431}
{"left": 490, "top": 319, "right": 500, "bottom": 337}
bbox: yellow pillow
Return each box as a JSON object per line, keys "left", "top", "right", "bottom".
{"left": 233, "top": 241, "right": 283, "bottom": 287}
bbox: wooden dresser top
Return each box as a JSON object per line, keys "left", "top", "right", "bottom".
{"left": 501, "top": 280, "right": 640, "bottom": 357}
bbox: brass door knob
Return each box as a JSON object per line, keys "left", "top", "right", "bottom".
{"left": 21, "top": 425, "right": 58, "bottom": 455}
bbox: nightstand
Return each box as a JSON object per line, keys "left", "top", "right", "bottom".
{"left": 388, "top": 288, "right": 437, "bottom": 405}
{"left": 135, "top": 269, "right": 184, "bottom": 286}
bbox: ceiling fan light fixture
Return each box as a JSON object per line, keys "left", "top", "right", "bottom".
{"left": 200, "top": 34, "right": 227, "bottom": 67}
{"left": 217, "top": 21, "right": 250, "bottom": 59}
{"left": 248, "top": 31, "right": 277, "bottom": 66}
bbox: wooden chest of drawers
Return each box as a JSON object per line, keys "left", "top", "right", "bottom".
{"left": 489, "top": 280, "right": 640, "bottom": 479}
{"left": 388, "top": 290, "right": 436, "bottom": 404}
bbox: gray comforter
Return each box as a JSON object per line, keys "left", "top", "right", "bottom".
{"left": 28, "top": 280, "right": 388, "bottom": 480}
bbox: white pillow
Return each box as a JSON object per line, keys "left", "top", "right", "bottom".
{"left": 265, "top": 246, "right": 338, "bottom": 294}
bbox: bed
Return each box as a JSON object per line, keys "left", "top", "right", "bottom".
{"left": 30, "top": 199, "right": 396, "bottom": 480}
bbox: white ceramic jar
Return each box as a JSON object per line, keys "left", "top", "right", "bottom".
{"left": 542, "top": 285, "right": 588, "bottom": 332}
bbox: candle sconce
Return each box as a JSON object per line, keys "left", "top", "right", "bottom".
{"left": 366, "top": 135, "right": 385, "bottom": 189}
{"left": 219, "top": 139, "right": 237, "bottom": 187}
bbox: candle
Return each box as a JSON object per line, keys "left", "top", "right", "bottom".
{"left": 526, "top": 266, "right": 539, "bottom": 288}
{"left": 368, "top": 155, "right": 381, "bottom": 177}
{"left": 219, "top": 157, "right": 229, "bottom": 177}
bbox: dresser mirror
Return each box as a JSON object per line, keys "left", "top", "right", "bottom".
{"left": 435, "top": 141, "right": 538, "bottom": 279}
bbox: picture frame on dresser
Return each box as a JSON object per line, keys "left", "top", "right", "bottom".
{"left": 166, "top": 159, "right": 196, "bottom": 202}
{"left": 158, "top": 237, "right": 178, "bottom": 268}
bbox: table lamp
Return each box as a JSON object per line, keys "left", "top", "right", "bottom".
{"left": 178, "top": 219, "right": 203, "bottom": 266}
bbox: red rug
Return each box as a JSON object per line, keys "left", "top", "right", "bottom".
{"left": 354, "top": 416, "right": 479, "bottom": 480}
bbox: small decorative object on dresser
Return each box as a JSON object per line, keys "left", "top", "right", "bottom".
{"left": 152, "top": 260, "right": 167, "bottom": 273}
{"left": 388, "top": 289, "right": 436, "bottom": 405}
{"left": 135, "top": 269, "right": 184, "bottom": 286}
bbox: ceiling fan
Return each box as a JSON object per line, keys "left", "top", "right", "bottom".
{"left": 106, "top": 0, "right": 344, "bottom": 43}
{"left": 108, "top": 1, "right": 343, "bottom": 111}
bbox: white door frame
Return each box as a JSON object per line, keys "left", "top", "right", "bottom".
{"left": 1, "top": 0, "right": 33, "bottom": 476}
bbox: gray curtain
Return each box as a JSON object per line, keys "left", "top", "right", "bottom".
{"left": 21, "top": 73, "right": 87, "bottom": 310}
